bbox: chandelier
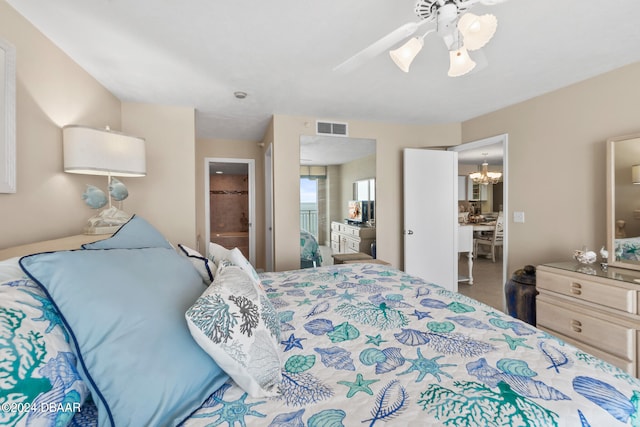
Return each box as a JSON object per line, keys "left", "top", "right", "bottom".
{"left": 469, "top": 154, "right": 501, "bottom": 185}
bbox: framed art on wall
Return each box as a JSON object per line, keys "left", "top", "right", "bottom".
{"left": 0, "top": 37, "right": 15, "bottom": 193}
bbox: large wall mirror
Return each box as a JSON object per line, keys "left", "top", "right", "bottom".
{"left": 299, "top": 135, "right": 376, "bottom": 268}
{"left": 607, "top": 133, "right": 640, "bottom": 270}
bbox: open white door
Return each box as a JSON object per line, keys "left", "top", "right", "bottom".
{"left": 404, "top": 149, "right": 458, "bottom": 292}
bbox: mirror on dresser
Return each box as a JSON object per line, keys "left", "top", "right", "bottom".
{"left": 607, "top": 133, "right": 640, "bottom": 270}
{"left": 299, "top": 135, "right": 376, "bottom": 267}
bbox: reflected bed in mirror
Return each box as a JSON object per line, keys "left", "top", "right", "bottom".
{"left": 607, "top": 132, "right": 640, "bottom": 270}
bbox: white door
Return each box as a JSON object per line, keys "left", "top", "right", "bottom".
{"left": 404, "top": 149, "right": 458, "bottom": 292}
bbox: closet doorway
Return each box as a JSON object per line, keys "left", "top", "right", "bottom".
{"left": 204, "top": 158, "right": 256, "bottom": 265}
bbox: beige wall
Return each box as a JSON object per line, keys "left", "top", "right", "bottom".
{"left": 121, "top": 103, "right": 197, "bottom": 247}
{"left": 195, "top": 138, "right": 265, "bottom": 268}
{"left": 0, "top": 1, "right": 121, "bottom": 249}
{"left": 272, "top": 115, "right": 460, "bottom": 270}
{"left": 1, "top": 4, "right": 199, "bottom": 250}
{"left": 462, "top": 62, "right": 640, "bottom": 276}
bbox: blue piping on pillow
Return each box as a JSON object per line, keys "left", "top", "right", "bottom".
{"left": 177, "top": 244, "right": 214, "bottom": 282}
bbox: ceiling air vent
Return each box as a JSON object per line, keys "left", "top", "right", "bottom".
{"left": 316, "top": 121, "right": 348, "bottom": 137}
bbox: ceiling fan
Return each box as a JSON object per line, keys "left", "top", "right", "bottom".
{"left": 334, "top": 0, "right": 507, "bottom": 77}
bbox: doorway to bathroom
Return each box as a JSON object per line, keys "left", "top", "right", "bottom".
{"left": 204, "top": 158, "right": 256, "bottom": 265}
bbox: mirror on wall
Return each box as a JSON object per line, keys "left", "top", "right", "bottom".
{"left": 299, "top": 135, "right": 376, "bottom": 268}
{"left": 607, "top": 133, "right": 640, "bottom": 270}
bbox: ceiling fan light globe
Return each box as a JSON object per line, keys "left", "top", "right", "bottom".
{"left": 389, "top": 37, "right": 424, "bottom": 72}
{"left": 448, "top": 46, "right": 476, "bottom": 77}
{"left": 458, "top": 13, "right": 497, "bottom": 51}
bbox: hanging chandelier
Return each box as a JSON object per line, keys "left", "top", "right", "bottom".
{"left": 469, "top": 154, "right": 501, "bottom": 185}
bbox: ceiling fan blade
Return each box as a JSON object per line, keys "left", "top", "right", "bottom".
{"left": 333, "top": 21, "right": 425, "bottom": 73}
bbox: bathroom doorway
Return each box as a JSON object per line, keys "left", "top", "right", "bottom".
{"left": 204, "top": 158, "right": 256, "bottom": 265}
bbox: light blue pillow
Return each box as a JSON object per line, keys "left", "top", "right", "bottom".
{"left": 81, "top": 215, "right": 172, "bottom": 250}
{"left": 20, "top": 247, "right": 229, "bottom": 427}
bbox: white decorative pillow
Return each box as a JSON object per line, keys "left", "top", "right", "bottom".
{"left": 207, "top": 242, "right": 231, "bottom": 266}
{"left": 185, "top": 265, "right": 282, "bottom": 397}
{"left": 208, "top": 243, "right": 263, "bottom": 290}
{"left": 226, "top": 247, "right": 263, "bottom": 290}
{"left": 177, "top": 244, "right": 216, "bottom": 284}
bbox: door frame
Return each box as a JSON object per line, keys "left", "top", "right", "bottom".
{"left": 264, "top": 144, "right": 274, "bottom": 272}
{"left": 448, "top": 133, "right": 508, "bottom": 310}
{"left": 204, "top": 157, "right": 256, "bottom": 266}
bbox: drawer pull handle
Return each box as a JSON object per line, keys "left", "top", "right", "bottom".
{"left": 571, "top": 289, "right": 582, "bottom": 295}
{"left": 571, "top": 319, "right": 582, "bottom": 332}
{"left": 570, "top": 319, "right": 582, "bottom": 332}
{"left": 570, "top": 282, "right": 582, "bottom": 289}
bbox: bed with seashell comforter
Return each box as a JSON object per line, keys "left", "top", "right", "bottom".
{"left": 615, "top": 236, "right": 640, "bottom": 261}
{"left": 3, "top": 216, "right": 640, "bottom": 427}
{"left": 180, "top": 263, "right": 640, "bottom": 427}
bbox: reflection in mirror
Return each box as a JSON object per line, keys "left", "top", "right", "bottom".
{"left": 300, "top": 135, "right": 376, "bottom": 268}
{"left": 607, "top": 134, "right": 640, "bottom": 270}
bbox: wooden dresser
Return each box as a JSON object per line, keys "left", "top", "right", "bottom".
{"left": 330, "top": 221, "right": 376, "bottom": 255}
{"left": 536, "top": 262, "right": 640, "bottom": 376}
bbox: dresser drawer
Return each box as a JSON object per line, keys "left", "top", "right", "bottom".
{"left": 537, "top": 325, "right": 635, "bottom": 376}
{"left": 331, "top": 241, "right": 340, "bottom": 252}
{"left": 537, "top": 270, "right": 636, "bottom": 313}
{"left": 346, "top": 238, "right": 361, "bottom": 252}
{"left": 346, "top": 227, "right": 360, "bottom": 237}
{"left": 331, "top": 232, "right": 340, "bottom": 243}
{"left": 537, "top": 299, "right": 634, "bottom": 361}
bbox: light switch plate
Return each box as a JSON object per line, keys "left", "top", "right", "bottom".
{"left": 513, "top": 211, "right": 525, "bottom": 223}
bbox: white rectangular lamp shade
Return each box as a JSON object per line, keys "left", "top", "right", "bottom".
{"left": 63, "top": 125, "right": 146, "bottom": 177}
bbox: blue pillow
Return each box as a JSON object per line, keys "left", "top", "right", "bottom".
{"left": 20, "top": 247, "right": 229, "bottom": 427}
{"left": 82, "top": 215, "right": 172, "bottom": 250}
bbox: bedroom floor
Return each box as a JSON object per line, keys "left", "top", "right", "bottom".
{"left": 457, "top": 255, "right": 505, "bottom": 313}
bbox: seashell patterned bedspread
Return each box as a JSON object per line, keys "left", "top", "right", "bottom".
{"left": 178, "top": 263, "right": 640, "bottom": 427}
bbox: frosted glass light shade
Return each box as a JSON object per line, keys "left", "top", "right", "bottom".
{"left": 63, "top": 125, "right": 146, "bottom": 177}
{"left": 389, "top": 37, "right": 424, "bottom": 72}
{"left": 632, "top": 165, "right": 640, "bottom": 184}
{"left": 448, "top": 46, "right": 476, "bottom": 77}
{"left": 469, "top": 162, "right": 501, "bottom": 185}
{"left": 458, "top": 13, "right": 498, "bottom": 51}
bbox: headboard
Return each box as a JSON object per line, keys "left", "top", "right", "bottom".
{"left": 0, "top": 234, "right": 107, "bottom": 260}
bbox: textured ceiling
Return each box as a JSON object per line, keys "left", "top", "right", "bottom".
{"left": 8, "top": 0, "right": 640, "bottom": 146}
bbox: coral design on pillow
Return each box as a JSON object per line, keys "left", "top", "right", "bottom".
{"left": 186, "top": 265, "right": 282, "bottom": 397}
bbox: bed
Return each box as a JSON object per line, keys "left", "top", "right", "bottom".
{"left": 615, "top": 237, "right": 640, "bottom": 261}
{"left": 2, "top": 216, "right": 640, "bottom": 427}
{"left": 300, "top": 229, "right": 322, "bottom": 268}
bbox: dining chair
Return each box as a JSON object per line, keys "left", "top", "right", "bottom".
{"left": 474, "top": 211, "right": 504, "bottom": 262}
